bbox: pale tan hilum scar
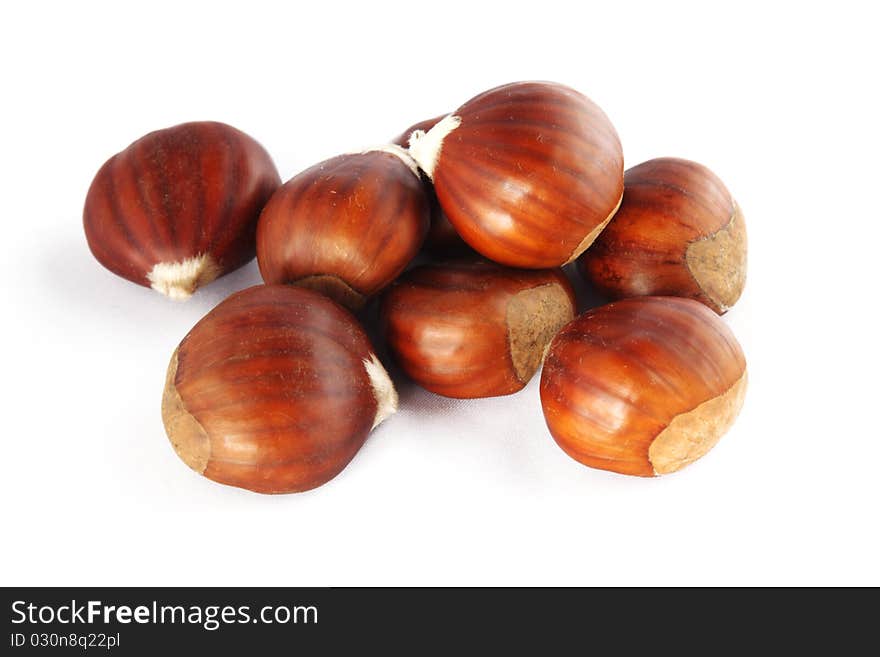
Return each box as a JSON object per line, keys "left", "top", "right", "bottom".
{"left": 161, "top": 349, "right": 210, "bottom": 474}
{"left": 648, "top": 370, "right": 748, "bottom": 475}
{"left": 685, "top": 202, "right": 747, "bottom": 313}
{"left": 506, "top": 283, "right": 575, "bottom": 382}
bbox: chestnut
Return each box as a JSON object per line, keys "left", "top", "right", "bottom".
{"left": 406, "top": 81, "right": 624, "bottom": 268}
{"left": 540, "top": 296, "right": 746, "bottom": 477}
{"left": 393, "top": 115, "right": 470, "bottom": 255}
{"left": 83, "top": 121, "right": 281, "bottom": 299}
{"left": 579, "top": 157, "right": 747, "bottom": 314}
{"left": 380, "top": 261, "right": 576, "bottom": 398}
{"left": 256, "top": 148, "right": 430, "bottom": 310}
{"left": 161, "top": 285, "right": 397, "bottom": 494}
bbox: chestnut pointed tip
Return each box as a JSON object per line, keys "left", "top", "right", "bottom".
{"left": 147, "top": 254, "right": 221, "bottom": 300}
{"left": 353, "top": 144, "right": 422, "bottom": 179}
{"left": 407, "top": 114, "right": 462, "bottom": 179}
{"left": 363, "top": 353, "right": 398, "bottom": 430}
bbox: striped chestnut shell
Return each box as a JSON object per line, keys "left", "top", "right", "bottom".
{"left": 407, "top": 81, "right": 624, "bottom": 268}
{"left": 256, "top": 148, "right": 430, "bottom": 310}
{"left": 380, "top": 260, "right": 576, "bottom": 398}
{"left": 83, "top": 121, "right": 281, "bottom": 299}
{"left": 540, "top": 296, "right": 747, "bottom": 476}
{"left": 580, "top": 157, "right": 747, "bottom": 314}
{"left": 161, "top": 285, "right": 398, "bottom": 494}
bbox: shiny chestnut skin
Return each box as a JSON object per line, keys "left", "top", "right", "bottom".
{"left": 161, "top": 285, "right": 398, "bottom": 494}
{"left": 580, "top": 157, "right": 747, "bottom": 314}
{"left": 393, "top": 115, "right": 470, "bottom": 255}
{"left": 84, "top": 121, "right": 281, "bottom": 299}
{"left": 407, "top": 81, "right": 624, "bottom": 268}
{"left": 540, "top": 296, "right": 747, "bottom": 477}
{"left": 256, "top": 149, "right": 430, "bottom": 310}
{"left": 380, "top": 261, "right": 576, "bottom": 398}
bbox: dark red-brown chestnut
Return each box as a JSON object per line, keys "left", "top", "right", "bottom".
{"left": 162, "top": 285, "right": 398, "bottom": 494}
{"left": 393, "top": 115, "right": 470, "bottom": 255}
{"left": 84, "top": 121, "right": 281, "bottom": 299}
{"left": 406, "top": 81, "right": 624, "bottom": 268}
{"left": 256, "top": 148, "right": 430, "bottom": 310}
{"left": 540, "top": 296, "right": 747, "bottom": 477}
{"left": 579, "top": 157, "right": 747, "bottom": 314}
{"left": 380, "top": 260, "right": 576, "bottom": 398}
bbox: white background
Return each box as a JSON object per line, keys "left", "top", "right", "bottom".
{"left": 2, "top": 1, "right": 878, "bottom": 586}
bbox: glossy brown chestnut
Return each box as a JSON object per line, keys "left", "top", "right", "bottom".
{"left": 393, "top": 115, "right": 470, "bottom": 254}
{"left": 407, "top": 81, "right": 624, "bottom": 268}
{"left": 84, "top": 121, "right": 281, "bottom": 299}
{"left": 256, "top": 149, "right": 430, "bottom": 310}
{"left": 540, "top": 296, "right": 747, "bottom": 477}
{"left": 161, "top": 285, "right": 398, "bottom": 494}
{"left": 380, "top": 261, "right": 576, "bottom": 398}
{"left": 580, "top": 157, "right": 747, "bottom": 314}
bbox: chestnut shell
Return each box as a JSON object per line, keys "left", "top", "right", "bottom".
{"left": 580, "top": 157, "right": 747, "bottom": 314}
{"left": 256, "top": 150, "right": 430, "bottom": 310}
{"left": 540, "top": 296, "right": 747, "bottom": 476}
{"left": 162, "top": 285, "right": 395, "bottom": 494}
{"left": 420, "top": 81, "right": 624, "bottom": 268}
{"left": 83, "top": 121, "right": 280, "bottom": 298}
{"left": 380, "top": 260, "right": 576, "bottom": 398}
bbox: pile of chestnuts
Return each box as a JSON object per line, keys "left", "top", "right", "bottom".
{"left": 84, "top": 81, "right": 747, "bottom": 494}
